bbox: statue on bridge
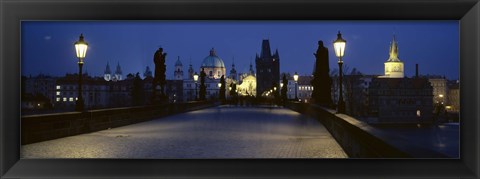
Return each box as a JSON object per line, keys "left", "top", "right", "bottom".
{"left": 311, "top": 41, "right": 334, "bottom": 107}
{"left": 152, "top": 48, "right": 167, "bottom": 104}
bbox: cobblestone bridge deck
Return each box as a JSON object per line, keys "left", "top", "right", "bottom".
{"left": 22, "top": 105, "right": 347, "bottom": 158}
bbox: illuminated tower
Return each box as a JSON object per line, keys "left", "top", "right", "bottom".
{"left": 383, "top": 35, "right": 404, "bottom": 78}
{"left": 104, "top": 62, "right": 112, "bottom": 81}
{"left": 174, "top": 56, "right": 183, "bottom": 80}
{"left": 114, "top": 62, "right": 123, "bottom": 81}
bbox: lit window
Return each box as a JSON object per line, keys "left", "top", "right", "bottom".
{"left": 56, "top": 91, "right": 61, "bottom": 96}
{"left": 63, "top": 97, "right": 67, "bottom": 102}
{"left": 69, "top": 97, "right": 74, "bottom": 102}
{"left": 56, "top": 85, "right": 61, "bottom": 89}
{"left": 76, "top": 97, "right": 78, "bottom": 100}
{"left": 56, "top": 98, "right": 60, "bottom": 102}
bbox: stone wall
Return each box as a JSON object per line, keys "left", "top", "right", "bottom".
{"left": 286, "top": 102, "right": 447, "bottom": 158}
{"left": 22, "top": 101, "right": 214, "bottom": 145}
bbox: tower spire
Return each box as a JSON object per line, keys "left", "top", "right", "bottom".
{"left": 388, "top": 35, "right": 400, "bottom": 62}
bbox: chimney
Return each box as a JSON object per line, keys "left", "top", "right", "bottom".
{"left": 415, "top": 64, "right": 419, "bottom": 78}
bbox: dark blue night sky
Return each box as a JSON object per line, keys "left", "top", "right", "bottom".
{"left": 21, "top": 21, "right": 459, "bottom": 80}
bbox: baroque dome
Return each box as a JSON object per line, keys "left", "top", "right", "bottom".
{"left": 201, "top": 48, "right": 225, "bottom": 68}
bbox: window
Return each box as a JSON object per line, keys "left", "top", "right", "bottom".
{"left": 69, "top": 97, "right": 74, "bottom": 102}
{"left": 63, "top": 97, "right": 67, "bottom": 102}
{"left": 56, "top": 98, "right": 60, "bottom": 102}
{"left": 56, "top": 91, "right": 61, "bottom": 96}
{"left": 56, "top": 85, "right": 61, "bottom": 89}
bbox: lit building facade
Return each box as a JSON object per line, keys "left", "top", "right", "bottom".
{"left": 427, "top": 76, "right": 448, "bottom": 105}
{"left": 200, "top": 48, "right": 226, "bottom": 80}
{"left": 447, "top": 80, "right": 460, "bottom": 112}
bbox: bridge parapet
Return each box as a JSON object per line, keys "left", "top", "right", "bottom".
{"left": 286, "top": 102, "right": 448, "bottom": 158}
{"left": 22, "top": 101, "right": 215, "bottom": 145}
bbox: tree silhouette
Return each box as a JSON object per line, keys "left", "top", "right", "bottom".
{"left": 152, "top": 48, "right": 167, "bottom": 103}
{"left": 219, "top": 75, "right": 226, "bottom": 101}
{"left": 199, "top": 68, "right": 207, "bottom": 101}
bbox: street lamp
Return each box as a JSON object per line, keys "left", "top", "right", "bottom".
{"left": 193, "top": 72, "right": 199, "bottom": 100}
{"left": 293, "top": 72, "right": 299, "bottom": 101}
{"left": 333, "top": 31, "right": 346, "bottom": 113}
{"left": 217, "top": 82, "right": 222, "bottom": 97}
{"left": 74, "top": 34, "right": 88, "bottom": 111}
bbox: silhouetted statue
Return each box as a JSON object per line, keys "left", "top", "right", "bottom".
{"left": 199, "top": 68, "right": 207, "bottom": 101}
{"left": 219, "top": 75, "right": 226, "bottom": 101}
{"left": 152, "top": 48, "right": 167, "bottom": 103}
{"left": 311, "top": 41, "right": 334, "bottom": 107}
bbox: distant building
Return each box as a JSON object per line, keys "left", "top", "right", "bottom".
{"left": 229, "top": 59, "right": 237, "bottom": 81}
{"left": 426, "top": 75, "right": 448, "bottom": 105}
{"left": 282, "top": 75, "right": 313, "bottom": 102}
{"left": 379, "top": 36, "right": 404, "bottom": 78}
{"left": 237, "top": 75, "right": 256, "bottom": 96}
{"left": 54, "top": 74, "right": 112, "bottom": 110}
{"left": 143, "top": 66, "right": 153, "bottom": 79}
{"left": 114, "top": 62, "right": 123, "bottom": 81}
{"left": 187, "top": 61, "right": 194, "bottom": 80}
{"left": 181, "top": 48, "right": 231, "bottom": 101}
{"left": 104, "top": 62, "right": 123, "bottom": 81}
{"left": 256, "top": 39, "right": 280, "bottom": 96}
{"left": 24, "top": 74, "right": 56, "bottom": 105}
{"left": 368, "top": 77, "right": 434, "bottom": 123}
{"left": 200, "top": 48, "right": 226, "bottom": 80}
{"left": 174, "top": 56, "right": 184, "bottom": 80}
{"left": 447, "top": 80, "right": 460, "bottom": 112}
{"left": 22, "top": 74, "right": 56, "bottom": 110}
{"left": 104, "top": 62, "right": 112, "bottom": 81}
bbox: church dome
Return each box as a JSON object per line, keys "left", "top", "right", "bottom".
{"left": 175, "top": 57, "right": 183, "bottom": 66}
{"left": 201, "top": 48, "right": 225, "bottom": 68}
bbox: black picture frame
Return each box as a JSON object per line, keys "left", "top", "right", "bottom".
{"left": 1, "top": 0, "right": 479, "bottom": 178}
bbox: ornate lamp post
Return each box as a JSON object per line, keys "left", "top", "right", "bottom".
{"left": 333, "top": 31, "right": 346, "bottom": 113}
{"left": 74, "top": 34, "right": 88, "bottom": 111}
{"left": 293, "top": 72, "right": 299, "bottom": 101}
{"left": 193, "top": 72, "right": 199, "bottom": 100}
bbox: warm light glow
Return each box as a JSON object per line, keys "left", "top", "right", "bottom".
{"left": 293, "top": 72, "right": 299, "bottom": 82}
{"left": 218, "top": 83, "right": 222, "bottom": 88}
{"left": 229, "top": 87, "right": 232, "bottom": 91}
{"left": 280, "top": 83, "right": 284, "bottom": 88}
{"left": 446, "top": 106, "right": 452, "bottom": 109}
{"left": 193, "top": 73, "right": 199, "bottom": 82}
{"left": 274, "top": 87, "right": 277, "bottom": 91}
{"left": 416, "top": 110, "right": 421, "bottom": 117}
{"left": 74, "top": 34, "right": 88, "bottom": 62}
{"left": 333, "top": 31, "right": 346, "bottom": 58}
{"left": 439, "top": 94, "right": 444, "bottom": 98}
